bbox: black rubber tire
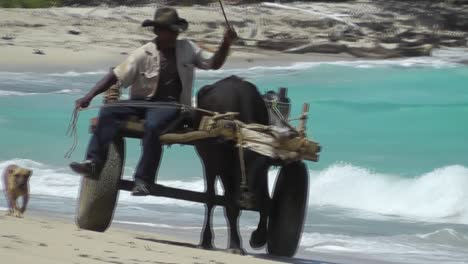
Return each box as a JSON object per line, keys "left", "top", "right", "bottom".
{"left": 267, "top": 161, "right": 309, "bottom": 257}
{"left": 76, "top": 137, "right": 125, "bottom": 232}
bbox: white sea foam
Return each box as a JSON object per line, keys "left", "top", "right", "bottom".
{"left": 0, "top": 159, "right": 222, "bottom": 208}
{"left": 0, "top": 50, "right": 466, "bottom": 98}
{"left": 301, "top": 230, "right": 468, "bottom": 264}
{"left": 1, "top": 49, "right": 465, "bottom": 83}
{"left": 113, "top": 221, "right": 175, "bottom": 229}
{"left": 0, "top": 90, "right": 37, "bottom": 96}
{"left": 0, "top": 88, "right": 80, "bottom": 97}
{"left": 308, "top": 163, "right": 468, "bottom": 223}
{"left": 46, "top": 70, "right": 107, "bottom": 77}
{"left": 1, "top": 159, "right": 468, "bottom": 224}
{"left": 51, "top": 89, "right": 82, "bottom": 94}
{"left": 112, "top": 220, "right": 227, "bottom": 231}
{"left": 113, "top": 220, "right": 232, "bottom": 231}
{"left": 197, "top": 55, "right": 466, "bottom": 80}
{"left": 417, "top": 228, "right": 468, "bottom": 247}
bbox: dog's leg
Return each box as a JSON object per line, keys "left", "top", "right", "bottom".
{"left": 12, "top": 196, "right": 22, "bottom": 218}
{"left": 5, "top": 193, "right": 14, "bottom": 216}
{"left": 19, "top": 192, "right": 29, "bottom": 217}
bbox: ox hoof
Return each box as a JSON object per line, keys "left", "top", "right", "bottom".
{"left": 198, "top": 243, "right": 214, "bottom": 250}
{"left": 227, "top": 248, "right": 245, "bottom": 255}
{"left": 249, "top": 229, "right": 267, "bottom": 249}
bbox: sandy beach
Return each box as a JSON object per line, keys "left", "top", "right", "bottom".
{"left": 0, "top": 213, "right": 284, "bottom": 264}
{"left": 0, "top": 4, "right": 356, "bottom": 73}
{"left": 1, "top": 2, "right": 466, "bottom": 72}
{"left": 1, "top": 208, "right": 408, "bottom": 264}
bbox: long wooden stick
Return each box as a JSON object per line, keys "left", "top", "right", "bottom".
{"left": 218, "top": 0, "right": 231, "bottom": 29}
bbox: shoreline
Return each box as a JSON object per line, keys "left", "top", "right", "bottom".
{"left": 0, "top": 206, "right": 400, "bottom": 264}
{"left": 0, "top": 45, "right": 357, "bottom": 73}
{"left": 0, "top": 207, "right": 318, "bottom": 264}
{"left": 1, "top": 45, "right": 466, "bottom": 74}
{"left": 0, "top": 190, "right": 411, "bottom": 264}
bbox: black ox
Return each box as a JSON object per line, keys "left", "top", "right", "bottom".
{"left": 194, "top": 75, "right": 277, "bottom": 254}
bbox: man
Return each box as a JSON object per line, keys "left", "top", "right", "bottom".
{"left": 70, "top": 7, "right": 237, "bottom": 196}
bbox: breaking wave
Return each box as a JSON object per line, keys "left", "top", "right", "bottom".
{"left": 1, "top": 159, "right": 468, "bottom": 224}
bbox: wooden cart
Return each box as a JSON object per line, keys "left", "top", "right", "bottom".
{"left": 75, "top": 88, "right": 321, "bottom": 257}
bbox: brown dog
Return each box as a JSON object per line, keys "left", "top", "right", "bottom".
{"left": 2, "top": 164, "right": 32, "bottom": 218}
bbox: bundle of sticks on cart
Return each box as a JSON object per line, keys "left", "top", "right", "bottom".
{"left": 90, "top": 102, "right": 320, "bottom": 163}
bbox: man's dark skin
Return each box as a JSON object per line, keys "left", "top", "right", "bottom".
{"left": 75, "top": 27, "right": 237, "bottom": 109}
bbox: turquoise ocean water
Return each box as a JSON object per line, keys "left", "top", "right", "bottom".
{"left": 1, "top": 52, "right": 468, "bottom": 263}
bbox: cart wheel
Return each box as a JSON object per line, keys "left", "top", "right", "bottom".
{"left": 267, "top": 161, "right": 309, "bottom": 257}
{"left": 76, "top": 137, "right": 125, "bottom": 232}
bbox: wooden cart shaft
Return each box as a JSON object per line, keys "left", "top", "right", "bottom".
{"left": 119, "top": 180, "right": 260, "bottom": 211}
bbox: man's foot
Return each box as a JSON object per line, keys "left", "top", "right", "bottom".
{"left": 131, "top": 179, "right": 151, "bottom": 196}
{"left": 69, "top": 160, "right": 100, "bottom": 179}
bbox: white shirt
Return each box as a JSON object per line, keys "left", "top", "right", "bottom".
{"left": 113, "top": 39, "right": 214, "bottom": 106}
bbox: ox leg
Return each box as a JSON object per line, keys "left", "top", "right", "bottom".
{"left": 249, "top": 156, "right": 271, "bottom": 249}
{"left": 222, "top": 171, "right": 245, "bottom": 255}
{"left": 200, "top": 166, "right": 216, "bottom": 249}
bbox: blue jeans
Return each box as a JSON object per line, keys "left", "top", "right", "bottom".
{"left": 86, "top": 101, "right": 179, "bottom": 183}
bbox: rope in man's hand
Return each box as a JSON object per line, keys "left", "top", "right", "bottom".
{"left": 63, "top": 102, "right": 218, "bottom": 159}
{"left": 64, "top": 107, "right": 80, "bottom": 159}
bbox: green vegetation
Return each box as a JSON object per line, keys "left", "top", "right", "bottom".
{"left": 0, "top": 0, "right": 60, "bottom": 8}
